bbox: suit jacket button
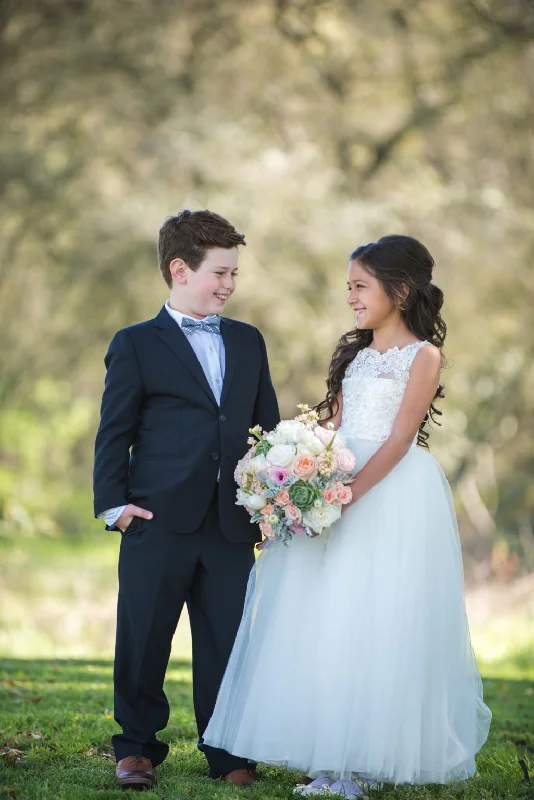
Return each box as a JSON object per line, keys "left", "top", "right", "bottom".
{"left": 219, "top": 414, "right": 226, "bottom": 422}
{"left": 212, "top": 452, "right": 220, "bottom": 460}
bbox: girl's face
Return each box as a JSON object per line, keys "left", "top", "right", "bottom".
{"left": 347, "top": 259, "right": 396, "bottom": 330}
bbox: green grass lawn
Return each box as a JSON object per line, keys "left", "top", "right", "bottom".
{"left": 1, "top": 653, "right": 532, "bottom": 800}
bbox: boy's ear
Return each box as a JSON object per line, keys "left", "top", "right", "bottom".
{"left": 169, "top": 258, "right": 188, "bottom": 285}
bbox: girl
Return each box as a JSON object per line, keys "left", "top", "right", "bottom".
{"left": 203, "top": 235, "right": 491, "bottom": 797}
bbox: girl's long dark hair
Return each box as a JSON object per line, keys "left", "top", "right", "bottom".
{"left": 316, "top": 235, "right": 447, "bottom": 448}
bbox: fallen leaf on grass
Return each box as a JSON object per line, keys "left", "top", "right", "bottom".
{"left": 23, "top": 730, "right": 43, "bottom": 739}
{"left": 1, "top": 747, "right": 24, "bottom": 766}
{"left": 3, "top": 737, "right": 19, "bottom": 747}
{"left": 86, "top": 746, "right": 114, "bottom": 759}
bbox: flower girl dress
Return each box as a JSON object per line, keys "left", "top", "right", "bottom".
{"left": 203, "top": 341, "right": 491, "bottom": 787}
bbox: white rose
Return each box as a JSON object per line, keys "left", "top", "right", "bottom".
{"left": 266, "top": 444, "right": 296, "bottom": 467}
{"left": 299, "top": 431, "right": 325, "bottom": 456}
{"left": 273, "top": 420, "right": 302, "bottom": 441}
{"left": 265, "top": 430, "right": 288, "bottom": 446}
{"left": 302, "top": 502, "right": 341, "bottom": 534}
{"left": 249, "top": 454, "right": 270, "bottom": 472}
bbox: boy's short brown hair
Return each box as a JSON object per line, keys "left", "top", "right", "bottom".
{"left": 158, "top": 210, "right": 246, "bottom": 287}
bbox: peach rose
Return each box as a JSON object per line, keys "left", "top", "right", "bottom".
{"left": 262, "top": 504, "right": 274, "bottom": 517}
{"left": 259, "top": 520, "right": 275, "bottom": 539}
{"left": 323, "top": 488, "right": 338, "bottom": 504}
{"left": 291, "top": 455, "right": 318, "bottom": 479}
{"left": 285, "top": 503, "right": 302, "bottom": 522}
{"left": 275, "top": 490, "right": 290, "bottom": 505}
{"left": 336, "top": 448, "right": 356, "bottom": 472}
{"left": 336, "top": 486, "right": 353, "bottom": 505}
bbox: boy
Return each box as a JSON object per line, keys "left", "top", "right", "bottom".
{"left": 93, "top": 210, "right": 280, "bottom": 788}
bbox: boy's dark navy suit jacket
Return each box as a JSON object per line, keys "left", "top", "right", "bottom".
{"left": 93, "top": 305, "right": 280, "bottom": 541}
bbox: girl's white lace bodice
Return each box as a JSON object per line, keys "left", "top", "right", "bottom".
{"left": 340, "top": 341, "right": 430, "bottom": 443}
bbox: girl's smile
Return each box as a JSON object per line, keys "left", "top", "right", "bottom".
{"left": 347, "top": 260, "right": 394, "bottom": 330}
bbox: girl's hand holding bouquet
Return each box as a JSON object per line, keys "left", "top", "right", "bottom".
{"left": 235, "top": 405, "right": 356, "bottom": 544}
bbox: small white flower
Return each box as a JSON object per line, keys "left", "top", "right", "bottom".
{"left": 247, "top": 494, "right": 268, "bottom": 510}
{"left": 235, "top": 488, "right": 250, "bottom": 506}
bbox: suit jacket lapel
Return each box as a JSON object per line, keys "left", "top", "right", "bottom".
{"left": 220, "top": 317, "right": 240, "bottom": 407}
{"left": 154, "top": 306, "right": 218, "bottom": 408}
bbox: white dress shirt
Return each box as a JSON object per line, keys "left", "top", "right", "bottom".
{"left": 99, "top": 301, "right": 226, "bottom": 527}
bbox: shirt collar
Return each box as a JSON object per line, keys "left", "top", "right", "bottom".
{"left": 165, "top": 300, "right": 219, "bottom": 327}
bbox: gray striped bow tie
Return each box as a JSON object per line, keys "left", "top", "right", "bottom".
{"left": 181, "top": 316, "right": 221, "bottom": 336}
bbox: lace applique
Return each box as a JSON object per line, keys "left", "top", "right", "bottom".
{"left": 340, "top": 341, "right": 430, "bottom": 443}
{"left": 344, "top": 341, "right": 430, "bottom": 383}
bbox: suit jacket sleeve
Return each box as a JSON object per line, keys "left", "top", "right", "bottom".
{"left": 93, "top": 329, "right": 143, "bottom": 518}
{"left": 253, "top": 329, "right": 281, "bottom": 433}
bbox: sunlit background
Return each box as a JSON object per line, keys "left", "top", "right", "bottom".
{"left": 1, "top": 0, "right": 533, "bottom": 670}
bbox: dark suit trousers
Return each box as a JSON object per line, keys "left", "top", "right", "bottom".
{"left": 112, "top": 487, "right": 255, "bottom": 776}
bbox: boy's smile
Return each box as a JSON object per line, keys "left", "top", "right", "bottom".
{"left": 169, "top": 247, "right": 239, "bottom": 319}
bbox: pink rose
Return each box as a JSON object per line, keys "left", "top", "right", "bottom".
{"left": 336, "top": 448, "right": 356, "bottom": 472}
{"left": 323, "top": 488, "right": 338, "bottom": 504}
{"left": 285, "top": 503, "right": 302, "bottom": 522}
{"left": 262, "top": 504, "right": 274, "bottom": 517}
{"left": 314, "top": 426, "right": 336, "bottom": 446}
{"left": 275, "top": 490, "right": 290, "bottom": 505}
{"left": 259, "top": 520, "right": 275, "bottom": 539}
{"left": 291, "top": 455, "right": 318, "bottom": 479}
{"left": 336, "top": 486, "right": 353, "bottom": 505}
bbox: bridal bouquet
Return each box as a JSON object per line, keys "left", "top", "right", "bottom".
{"left": 235, "top": 405, "right": 356, "bottom": 544}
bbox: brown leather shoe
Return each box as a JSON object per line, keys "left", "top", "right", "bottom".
{"left": 115, "top": 755, "right": 154, "bottom": 788}
{"left": 223, "top": 767, "right": 257, "bottom": 787}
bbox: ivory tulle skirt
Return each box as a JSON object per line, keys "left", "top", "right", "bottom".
{"left": 203, "top": 437, "right": 491, "bottom": 784}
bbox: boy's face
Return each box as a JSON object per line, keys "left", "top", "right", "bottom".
{"left": 170, "top": 247, "right": 239, "bottom": 319}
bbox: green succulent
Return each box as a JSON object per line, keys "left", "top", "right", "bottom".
{"left": 289, "top": 480, "right": 318, "bottom": 511}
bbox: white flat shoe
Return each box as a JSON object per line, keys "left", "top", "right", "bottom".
{"left": 328, "top": 779, "right": 366, "bottom": 798}
{"left": 293, "top": 774, "right": 334, "bottom": 795}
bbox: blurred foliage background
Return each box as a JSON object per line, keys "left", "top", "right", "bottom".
{"left": 1, "top": 0, "right": 533, "bottom": 656}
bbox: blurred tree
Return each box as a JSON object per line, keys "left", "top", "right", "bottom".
{"left": 0, "top": 0, "right": 532, "bottom": 577}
